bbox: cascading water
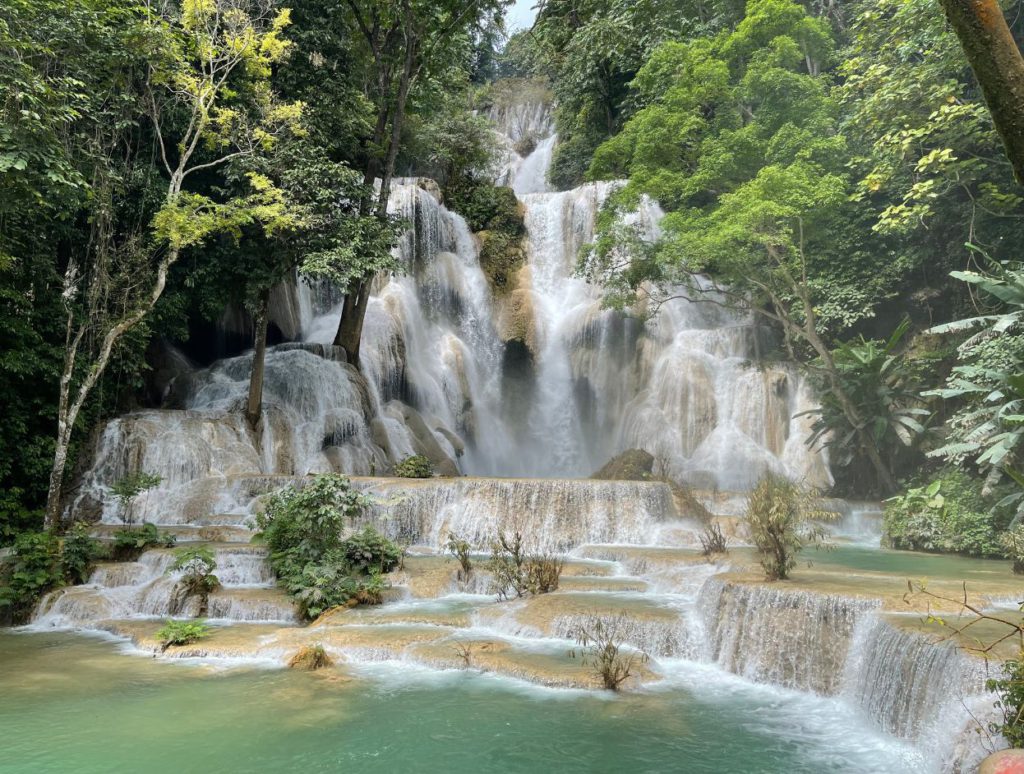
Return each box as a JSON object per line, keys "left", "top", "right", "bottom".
{"left": 36, "top": 100, "right": 1003, "bottom": 774}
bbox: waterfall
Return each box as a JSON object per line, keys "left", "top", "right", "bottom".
{"left": 31, "top": 546, "right": 294, "bottom": 628}
{"left": 842, "top": 615, "right": 993, "bottom": 772}
{"left": 697, "top": 577, "right": 880, "bottom": 694}
{"left": 358, "top": 477, "right": 678, "bottom": 554}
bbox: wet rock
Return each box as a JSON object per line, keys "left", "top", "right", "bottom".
{"left": 392, "top": 403, "right": 461, "bottom": 477}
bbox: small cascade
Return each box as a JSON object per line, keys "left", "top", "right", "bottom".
{"left": 842, "top": 615, "right": 992, "bottom": 771}
{"left": 697, "top": 578, "right": 880, "bottom": 694}
{"left": 31, "top": 547, "right": 293, "bottom": 628}
{"left": 359, "top": 477, "right": 677, "bottom": 553}
{"left": 826, "top": 499, "right": 884, "bottom": 545}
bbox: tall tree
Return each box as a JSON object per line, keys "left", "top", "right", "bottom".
{"left": 938, "top": 0, "right": 1024, "bottom": 183}
{"left": 330, "top": 0, "right": 510, "bottom": 366}
{"left": 42, "top": 0, "right": 301, "bottom": 528}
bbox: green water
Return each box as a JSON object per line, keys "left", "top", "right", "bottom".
{"left": 0, "top": 631, "right": 924, "bottom": 773}
{"left": 812, "top": 544, "right": 1016, "bottom": 580}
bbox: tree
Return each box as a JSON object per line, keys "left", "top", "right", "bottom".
{"left": 937, "top": 0, "right": 1024, "bottom": 184}
{"left": 330, "top": 0, "right": 511, "bottom": 365}
{"left": 746, "top": 473, "right": 832, "bottom": 580}
{"left": 805, "top": 320, "right": 930, "bottom": 493}
{"left": 582, "top": 0, "right": 904, "bottom": 492}
{"left": 42, "top": 0, "right": 301, "bottom": 528}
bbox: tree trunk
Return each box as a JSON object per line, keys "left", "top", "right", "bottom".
{"left": 334, "top": 27, "right": 419, "bottom": 364}
{"left": 245, "top": 289, "right": 271, "bottom": 431}
{"left": 43, "top": 245, "right": 180, "bottom": 531}
{"left": 334, "top": 279, "right": 372, "bottom": 364}
{"left": 939, "top": 0, "right": 1024, "bottom": 184}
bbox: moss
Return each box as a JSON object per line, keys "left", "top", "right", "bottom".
{"left": 287, "top": 644, "right": 333, "bottom": 671}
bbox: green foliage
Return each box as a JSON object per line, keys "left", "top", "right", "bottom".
{"left": 529, "top": 0, "right": 705, "bottom": 189}
{"left": 170, "top": 547, "right": 219, "bottom": 602}
{"left": 255, "top": 474, "right": 371, "bottom": 564}
{"left": 60, "top": 522, "right": 104, "bottom": 585}
{"left": 0, "top": 524, "right": 104, "bottom": 621}
{"left": 111, "top": 472, "right": 162, "bottom": 526}
{"left": 0, "top": 531, "right": 62, "bottom": 621}
{"left": 254, "top": 474, "right": 396, "bottom": 619}
{"left": 392, "top": 455, "right": 434, "bottom": 479}
{"left": 925, "top": 260, "right": 1024, "bottom": 517}
{"left": 1001, "top": 524, "right": 1024, "bottom": 575}
{"left": 745, "top": 474, "right": 832, "bottom": 580}
{"left": 111, "top": 522, "right": 176, "bottom": 560}
{"left": 339, "top": 528, "right": 402, "bottom": 575}
{"left": 883, "top": 470, "right": 1011, "bottom": 557}
{"left": 156, "top": 619, "right": 211, "bottom": 650}
{"left": 807, "top": 320, "right": 930, "bottom": 492}
{"left": 986, "top": 653, "right": 1024, "bottom": 748}
{"left": 445, "top": 532, "right": 473, "bottom": 581}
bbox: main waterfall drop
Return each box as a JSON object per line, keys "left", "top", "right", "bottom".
{"left": 70, "top": 100, "right": 827, "bottom": 517}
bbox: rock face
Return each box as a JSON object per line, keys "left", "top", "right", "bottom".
{"left": 591, "top": 449, "right": 655, "bottom": 481}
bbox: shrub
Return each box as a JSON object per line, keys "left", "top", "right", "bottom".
{"left": 61, "top": 522, "right": 104, "bottom": 584}
{"left": 699, "top": 522, "right": 728, "bottom": 556}
{"left": 987, "top": 653, "right": 1024, "bottom": 747}
{"left": 288, "top": 644, "right": 333, "bottom": 671}
{"left": 487, "top": 531, "right": 563, "bottom": 599}
{"left": 256, "top": 474, "right": 370, "bottom": 564}
{"left": 170, "top": 547, "right": 219, "bottom": 615}
{"left": 746, "top": 474, "right": 832, "bottom": 581}
{"left": 111, "top": 472, "right": 163, "bottom": 526}
{"left": 0, "top": 531, "right": 62, "bottom": 621}
{"left": 487, "top": 530, "right": 529, "bottom": 600}
{"left": 883, "top": 470, "right": 1010, "bottom": 557}
{"left": 569, "top": 617, "right": 647, "bottom": 691}
{"left": 339, "top": 527, "right": 402, "bottom": 575}
{"left": 112, "top": 522, "right": 175, "bottom": 560}
{"left": 525, "top": 554, "right": 563, "bottom": 594}
{"left": 156, "top": 619, "right": 210, "bottom": 651}
{"left": 255, "top": 475, "right": 394, "bottom": 620}
{"left": 445, "top": 532, "right": 473, "bottom": 581}
{"left": 392, "top": 455, "right": 434, "bottom": 479}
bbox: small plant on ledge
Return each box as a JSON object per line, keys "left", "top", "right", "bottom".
{"left": 745, "top": 474, "right": 833, "bottom": 581}
{"left": 392, "top": 455, "right": 434, "bottom": 478}
{"left": 699, "top": 522, "right": 729, "bottom": 557}
{"left": 169, "top": 547, "right": 219, "bottom": 615}
{"left": 156, "top": 619, "right": 210, "bottom": 652}
{"left": 111, "top": 472, "right": 163, "bottom": 528}
{"left": 111, "top": 522, "right": 175, "bottom": 560}
{"left": 445, "top": 532, "right": 473, "bottom": 581}
{"left": 570, "top": 617, "right": 647, "bottom": 691}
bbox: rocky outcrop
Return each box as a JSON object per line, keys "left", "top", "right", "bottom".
{"left": 591, "top": 449, "right": 655, "bottom": 481}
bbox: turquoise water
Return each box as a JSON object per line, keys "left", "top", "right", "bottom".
{"left": 0, "top": 631, "right": 924, "bottom": 773}
{"left": 812, "top": 544, "right": 1016, "bottom": 580}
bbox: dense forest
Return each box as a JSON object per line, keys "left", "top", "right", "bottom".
{"left": 2, "top": 0, "right": 1024, "bottom": 588}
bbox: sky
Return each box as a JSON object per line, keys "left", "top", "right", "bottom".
{"left": 507, "top": 0, "right": 537, "bottom": 32}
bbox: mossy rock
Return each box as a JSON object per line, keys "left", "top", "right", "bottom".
{"left": 479, "top": 230, "right": 527, "bottom": 297}
{"left": 288, "top": 644, "right": 333, "bottom": 671}
{"left": 591, "top": 449, "right": 655, "bottom": 481}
